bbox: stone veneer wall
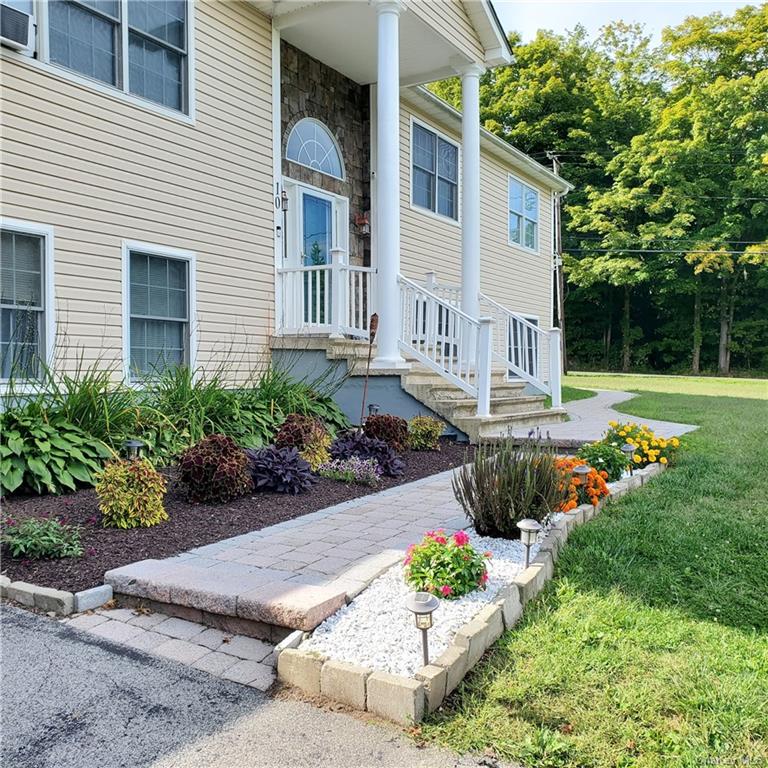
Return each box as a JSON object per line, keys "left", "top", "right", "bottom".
{"left": 281, "top": 41, "right": 371, "bottom": 266}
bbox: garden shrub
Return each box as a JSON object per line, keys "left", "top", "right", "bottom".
{"left": 245, "top": 446, "right": 316, "bottom": 495}
{"left": 330, "top": 431, "right": 405, "bottom": 477}
{"left": 178, "top": 434, "right": 253, "bottom": 503}
{"left": 96, "top": 459, "right": 168, "bottom": 529}
{"left": 602, "top": 420, "right": 680, "bottom": 467}
{"left": 407, "top": 415, "right": 444, "bottom": 451}
{"left": 403, "top": 529, "right": 490, "bottom": 599}
{"left": 576, "top": 441, "right": 626, "bottom": 481}
{"left": 0, "top": 407, "right": 113, "bottom": 496}
{"left": 2, "top": 516, "right": 83, "bottom": 559}
{"left": 275, "top": 413, "right": 331, "bottom": 471}
{"left": 363, "top": 414, "right": 408, "bottom": 452}
{"left": 317, "top": 457, "right": 381, "bottom": 486}
{"left": 555, "top": 458, "right": 610, "bottom": 510}
{"left": 452, "top": 439, "right": 566, "bottom": 538}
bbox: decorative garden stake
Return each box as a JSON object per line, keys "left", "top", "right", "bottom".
{"left": 406, "top": 591, "right": 439, "bottom": 666}
{"left": 123, "top": 439, "right": 145, "bottom": 461}
{"left": 359, "top": 313, "right": 379, "bottom": 426}
{"left": 621, "top": 443, "right": 635, "bottom": 475}
{"left": 517, "top": 518, "right": 543, "bottom": 568}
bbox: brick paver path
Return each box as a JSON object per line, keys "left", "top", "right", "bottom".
{"left": 509, "top": 389, "right": 698, "bottom": 441}
{"left": 105, "top": 470, "right": 468, "bottom": 631}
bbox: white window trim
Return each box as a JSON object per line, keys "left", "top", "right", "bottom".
{"left": 1, "top": 0, "right": 197, "bottom": 125}
{"left": 0, "top": 217, "right": 55, "bottom": 390}
{"left": 285, "top": 117, "right": 346, "bottom": 181}
{"left": 507, "top": 173, "right": 540, "bottom": 254}
{"left": 409, "top": 115, "right": 462, "bottom": 228}
{"left": 121, "top": 240, "right": 197, "bottom": 382}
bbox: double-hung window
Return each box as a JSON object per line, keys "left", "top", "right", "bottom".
{"left": 127, "top": 246, "right": 192, "bottom": 379}
{"left": 508, "top": 176, "right": 539, "bottom": 250}
{"left": 46, "top": 0, "right": 189, "bottom": 113}
{"left": 0, "top": 222, "right": 52, "bottom": 381}
{"left": 412, "top": 122, "right": 459, "bottom": 221}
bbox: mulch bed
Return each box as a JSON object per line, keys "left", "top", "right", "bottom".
{"left": 1, "top": 439, "right": 472, "bottom": 593}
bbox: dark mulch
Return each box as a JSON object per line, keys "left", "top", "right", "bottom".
{"left": 1, "top": 439, "right": 472, "bottom": 593}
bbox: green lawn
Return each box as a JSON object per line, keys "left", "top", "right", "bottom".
{"left": 420, "top": 376, "right": 768, "bottom": 768}
{"left": 545, "top": 385, "right": 596, "bottom": 409}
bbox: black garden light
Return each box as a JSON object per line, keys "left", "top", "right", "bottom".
{"left": 621, "top": 443, "right": 635, "bottom": 475}
{"left": 123, "top": 439, "right": 145, "bottom": 461}
{"left": 405, "top": 591, "right": 439, "bottom": 666}
{"left": 368, "top": 403, "right": 380, "bottom": 418}
{"left": 517, "top": 518, "right": 543, "bottom": 568}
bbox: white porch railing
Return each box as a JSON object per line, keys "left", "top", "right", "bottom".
{"left": 398, "top": 275, "right": 492, "bottom": 415}
{"left": 277, "top": 250, "right": 376, "bottom": 339}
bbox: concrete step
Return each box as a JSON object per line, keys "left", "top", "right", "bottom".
{"left": 431, "top": 394, "right": 547, "bottom": 418}
{"left": 452, "top": 408, "right": 568, "bottom": 442}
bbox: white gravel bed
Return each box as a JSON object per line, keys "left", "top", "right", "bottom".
{"left": 303, "top": 522, "right": 560, "bottom": 677}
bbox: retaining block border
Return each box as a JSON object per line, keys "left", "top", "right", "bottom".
{"left": 2, "top": 578, "right": 113, "bottom": 616}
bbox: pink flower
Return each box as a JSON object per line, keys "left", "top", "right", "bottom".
{"left": 478, "top": 571, "right": 489, "bottom": 585}
{"left": 440, "top": 585, "right": 453, "bottom": 597}
{"left": 453, "top": 531, "right": 470, "bottom": 547}
{"left": 403, "top": 554, "right": 412, "bottom": 566}
{"left": 484, "top": 550, "right": 493, "bottom": 559}
{"left": 434, "top": 535, "right": 447, "bottom": 545}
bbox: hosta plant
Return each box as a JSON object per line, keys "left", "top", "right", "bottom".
{"left": 602, "top": 421, "right": 680, "bottom": 467}
{"left": 178, "top": 434, "right": 253, "bottom": 503}
{"left": 555, "top": 458, "right": 610, "bottom": 511}
{"left": 2, "top": 516, "right": 83, "bottom": 559}
{"left": 407, "top": 415, "right": 444, "bottom": 451}
{"left": 275, "top": 413, "right": 331, "bottom": 471}
{"left": 246, "top": 446, "right": 316, "bottom": 495}
{"left": 317, "top": 457, "right": 382, "bottom": 486}
{"left": 330, "top": 431, "right": 404, "bottom": 477}
{"left": 403, "top": 529, "right": 490, "bottom": 599}
{"left": 576, "top": 441, "right": 626, "bottom": 482}
{"left": 96, "top": 459, "right": 168, "bottom": 529}
{"left": 453, "top": 439, "right": 566, "bottom": 538}
{"left": 0, "top": 407, "right": 113, "bottom": 496}
{"left": 363, "top": 414, "right": 408, "bottom": 452}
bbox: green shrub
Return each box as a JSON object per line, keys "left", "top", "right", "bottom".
{"left": 0, "top": 407, "right": 114, "bottom": 496}
{"left": 452, "top": 439, "right": 567, "bottom": 538}
{"left": 576, "top": 441, "right": 627, "bottom": 482}
{"left": 96, "top": 459, "right": 168, "bottom": 528}
{"left": 178, "top": 434, "right": 253, "bottom": 503}
{"left": 407, "top": 415, "right": 444, "bottom": 451}
{"left": 364, "top": 414, "right": 408, "bottom": 452}
{"left": 2, "top": 516, "right": 83, "bottom": 559}
{"left": 403, "top": 529, "right": 490, "bottom": 599}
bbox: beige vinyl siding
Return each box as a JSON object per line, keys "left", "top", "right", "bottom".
{"left": 408, "top": 0, "right": 485, "bottom": 64}
{"left": 0, "top": 0, "right": 275, "bottom": 384}
{"left": 399, "top": 101, "right": 555, "bottom": 374}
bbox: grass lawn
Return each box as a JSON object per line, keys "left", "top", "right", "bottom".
{"left": 419, "top": 376, "right": 768, "bottom": 768}
{"left": 545, "top": 385, "right": 596, "bottom": 409}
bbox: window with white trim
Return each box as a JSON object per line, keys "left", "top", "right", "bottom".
{"left": 0, "top": 225, "right": 48, "bottom": 380}
{"left": 45, "top": 0, "right": 189, "bottom": 113}
{"left": 412, "top": 122, "right": 459, "bottom": 221}
{"left": 285, "top": 118, "right": 345, "bottom": 179}
{"left": 508, "top": 176, "right": 539, "bottom": 250}
{"left": 128, "top": 249, "right": 189, "bottom": 378}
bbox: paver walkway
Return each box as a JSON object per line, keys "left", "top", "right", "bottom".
{"left": 509, "top": 389, "right": 699, "bottom": 441}
{"left": 61, "top": 607, "right": 276, "bottom": 690}
{"left": 106, "top": 471, "right": 467, "bottom": 632}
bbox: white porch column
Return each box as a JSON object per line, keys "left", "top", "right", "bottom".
{"left": 459, "top": 64, "right": 484, "bottom": 320}
{"left": 372, "top": 0, "right": 406, "bottom": 367}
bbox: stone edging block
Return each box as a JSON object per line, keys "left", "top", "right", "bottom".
{"left": 274, "top": 462, "right": 669, "bottom": 725}
{"left": 4, "top": 578, "right": 113, "bottom": 616}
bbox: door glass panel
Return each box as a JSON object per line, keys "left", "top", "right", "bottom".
{"left": 302, "top": 194, "right": 332, "bottom": 266}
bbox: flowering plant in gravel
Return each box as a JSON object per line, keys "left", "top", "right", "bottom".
{"left": 317, "top": 457, "right": 382, "bottom": 486}
{"left": 2, "top": 516, "right": 83, "bottom": 559}
{"left": 403, "top": 529, "right": 490, "bottom": 599}
{"left": 602, "top": 421, "right": 680, "bottom": 467}
{"left": 555, "top": 458, "right": 610, "bottom": 510}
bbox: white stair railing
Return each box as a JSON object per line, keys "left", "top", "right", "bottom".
{"left": 398, "top": 275, "right": 492, "bottom": 416}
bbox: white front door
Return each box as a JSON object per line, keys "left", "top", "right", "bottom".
{"left": 283, "top": 180, "right": 348, "bottom": 328}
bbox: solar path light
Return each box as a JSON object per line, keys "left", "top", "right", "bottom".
{"left": 517, "top": 518, "right": 543, "bottom": 568}
{"left": 405, "top": 591, "right": 440, "bottom": 666}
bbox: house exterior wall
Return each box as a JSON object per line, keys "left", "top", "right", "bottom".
{"left": 398, "top": 102, "right": 555, "bottom": 330}
{"left": 0, "top": 0, "right": 275, "bottom": 384}
{"left": 408, "top": 0, "right": 485, "bottom": 64}
{"left": 280, "top": 42, "right": 370, "bottom": 266}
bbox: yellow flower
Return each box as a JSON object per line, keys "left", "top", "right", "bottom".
{"left": 660, "top": 457, "right": 668, "bottom": 464}
{"left": 642, "top": 425, "right": 650, "bottom": 431}
{"left": 671, "top": 437, "right": 680, "bottom": 447}
{"left": 608, "top": 420, "right": 618, "bottom": 428}
{"left": 659, "top": 440, "right": 667, "bottom": 449}
{"left": 627, "top": 438, "right": 635, "bottom": 445}
{"left": 619, "top": 430, "right": 626, "bottom": 437}
{"left": 651, "top": 439, "right": 658, "bottom": 447}
{"left": 633, "top": 454, "right": 641, "bottom": 463}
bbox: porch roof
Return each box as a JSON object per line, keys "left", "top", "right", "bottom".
{"left": 253, "top": 1, "right": 512, "bottom": 86}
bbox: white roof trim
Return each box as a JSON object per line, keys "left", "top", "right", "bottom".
{"left": 405, "top": 86, "right": 574, "bottom": 194}
{"left": 470, "top": 1, "right": 513, "bottom": 67}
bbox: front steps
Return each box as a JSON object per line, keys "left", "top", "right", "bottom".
{"left": 272, "top": 335, "right": 567, "bottom": 442}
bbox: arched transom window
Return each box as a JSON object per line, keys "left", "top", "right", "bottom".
{"left": 285, "top": 118, "right": 345, "bottom": 179}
